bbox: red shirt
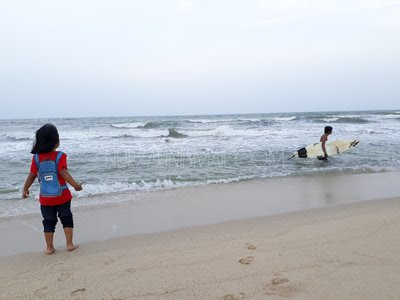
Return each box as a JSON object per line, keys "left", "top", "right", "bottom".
{"left": 30, "top": 151, "right": 72, "bottom": 206}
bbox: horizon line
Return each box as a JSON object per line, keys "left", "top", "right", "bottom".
{"left": 0, "top": 108, "right": 399, "bottom": 121}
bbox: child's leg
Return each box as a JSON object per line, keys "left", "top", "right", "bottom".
{"left": 44, "top": 232, "right": 55, "bottom": 254}
{"left": 57, "top": 201, "right": 77, "bottom": 251}
{"left": 63, "top": 227, "right": 77, "bottom": 251}
{"left": 40, "top": 205, "right": 57, "bottom": 254}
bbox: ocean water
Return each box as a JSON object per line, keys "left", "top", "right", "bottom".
{"left": 1, "top": 110, "right": 400, "bottom": 217}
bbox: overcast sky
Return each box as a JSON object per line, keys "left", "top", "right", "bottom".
{"left": 1, "top": 0, "right": 399, "bottom": 119}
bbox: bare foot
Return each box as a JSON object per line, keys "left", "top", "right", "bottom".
{"left": 46, "top": 248, "right": 56, "bottom": 255}
{"left": 67, "top": 244, "right": 79, "bottom": 252}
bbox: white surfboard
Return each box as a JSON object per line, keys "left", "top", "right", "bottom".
{"left": 290, "top": 139, "right": 360, "bottom": 159}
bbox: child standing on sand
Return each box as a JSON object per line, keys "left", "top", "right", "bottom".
{"left": 22, "top": 124, "right": 83, "bottom": 255}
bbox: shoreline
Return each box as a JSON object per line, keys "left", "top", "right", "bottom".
{"left": 2, "top": 170, "right": 400, "bottom": 221}
{"left": 3, "top": 169, "right": 398, "bottom": 220}
{"left": 1, "top": 171, "right": 400, "bottom": 257}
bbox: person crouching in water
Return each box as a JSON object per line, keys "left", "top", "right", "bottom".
{"left": 22, "top": 123, "right": 82, "bottom": 254}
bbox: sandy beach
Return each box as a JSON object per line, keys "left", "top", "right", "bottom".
{"left": 1, "top": 172, "right": 400, "bottom": 299}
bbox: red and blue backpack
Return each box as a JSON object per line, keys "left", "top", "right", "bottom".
{"left": 34, "top": 152, "right": 68, "bottom": 197}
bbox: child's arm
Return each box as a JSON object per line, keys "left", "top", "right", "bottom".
{"left": 22, "top": 173, "right": 37, "bottom": 198}
{"left": 60, "top": 169, "right": 83, "bottom": 191}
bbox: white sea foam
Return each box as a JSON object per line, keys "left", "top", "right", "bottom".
{"left": 111, "top": 122, "right": 146, "bottom": 129}
{"left": 185, "top": 117, "right": 296, "bottom": 123}
{"left": 377, "top": 114, "right": 400, "bottom": 119}
{"left": 272, "top": 116, "right": 297, "bottom": 121}
{"left": 237, "top": 118, "right": 262, "bottom": 122}
{"left": 185, "top": 125, "right": 266, "bottom": 137}
{"left": 3, "top": 132, "right": 33, "bottom": 141}
{"left": 321, "top": 117, "right": 339, "bottom": 122}
{"left": 75, "top": 179, "right": 180, "bottom": 197}
{"left": 184, "top": 118, "right": 235, "bottom": 124}
{"left": 60, "top": 129, "right": 167, "bottom": 140}
{"left": 73, "top": 176, "right": 265, "bottom": 199}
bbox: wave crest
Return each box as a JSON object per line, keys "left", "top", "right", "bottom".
{"left": 311, "top": 117, "right": 370, "bottom": 124}
{"left": 111, "top": 122, "right": 145, "bottom": 129}
{"left": 140, "top": 121, "right": 181, "bottom": 129}
{"left": 2, "top": 133, "right": 32, "bottom": 141}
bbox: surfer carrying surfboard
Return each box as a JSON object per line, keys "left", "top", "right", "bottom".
{"left": 320, "top": 126, "right": 333, "bottom": 160}
{"left": 289, "top": 126, "right": 358, "bottom": 160}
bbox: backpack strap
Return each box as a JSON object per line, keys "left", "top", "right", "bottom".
{"left": 55, "top": 152, "right": 68, "bottom": 189}
{"left": 55, "top": 151, "right": 64, "bottom": 173}
{"left": 33, "top": 154, "right": 40, "bottom": 168}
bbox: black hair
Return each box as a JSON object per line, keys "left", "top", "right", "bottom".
{"left": 324, "top": 126, "right": 333, "bottom": 134}
{"left": 31, "top": 123, "right": 60, "bottom": 154}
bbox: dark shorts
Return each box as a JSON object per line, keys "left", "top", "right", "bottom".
{"left": 40, "top": 201, "right": 74, "bottom": 233}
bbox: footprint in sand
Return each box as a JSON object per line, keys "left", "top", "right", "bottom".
{"left": 104, "top": 259, "right": 114, "bottom": 266}
{"left": 125, "top": 267, "right": 135, "bottom": 273}
{"left": 58, "top": 272, "right": 72, "bottom": 282}
{"left": 271, "top": 277, "right": 289, "bottom": 285}
{"left": 264, "top": 277, "right": 300, "bottom": 297}
{"left": 223, "top": 292, "right": 246, "bottom": 300}
{"left": 34, "top": 286, "right": 48, "bottom": 297}
{"left": 71, "top": 288, "right": 86, "bottom": 296}
{"left": 246, "top": 243, "right": 256, "bottom": 250}
{"left": 238, "top": 256, "right": 254, "bottom": 265}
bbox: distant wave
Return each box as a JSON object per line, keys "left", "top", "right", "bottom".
{"left": 112, "top": 125, "right": 268, "bottom": 138}
{"left": 237, "top": 117, "right": 297, "bottom": 127}
{"left": 375, "top": 111, "right": 400, "bottom": 116}
{"left": 108, "top": 134, "right": 147, "bottom": 139}
{"left": 185, "top": 116, "right": 297, "bottom": 125}
{"left": 110, "top": 117, "right": 298, "bottom": 130}
{"left": 7, "top": 137, "right": 31, "bottom": 141}
{"left": 271, "top": 116, "right": 297, "bottom": 122}
{"left": 189, "top": 125, "right": 266, "bottom": 137}
{"left": 107, "top": 130, "right": 168, "bottom": 139}
{"left": 376, "top": 114, "right": 400, "bottom": 120}
{"left": 310, "top": 117, "right": 371, "bottom": 124}
{"left": 110, "top": 126, "right": 268, "bottom": 139}
{"left": 139, "top": 121, "right": 181, "bottom": 129}
{"left": 2, "top": 133, "right": 32, "bottom": 141}
{"left": 184, "top": 118, "right": 234, "bottom": 124}
{"left": 111, "top": 121, "right": 182, "bottom": 129}
{"left": 111, "top": 122, "right": 145, "bottom": 129}
{"left": 332, "top": 117, "right": 371, "bottom": 124}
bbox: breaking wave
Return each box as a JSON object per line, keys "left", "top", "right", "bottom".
{"left": 1, "top": 133, "right": 32, "bottom": 141}
{"left": 140, "top": 121, "right": 181, "bottom": 129}
{"left": 111, "top": 122, "right": 146, "bottom": 129}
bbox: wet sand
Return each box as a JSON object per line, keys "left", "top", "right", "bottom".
{"left": 1, "top": 172, "right": 400, "bottom": 256}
